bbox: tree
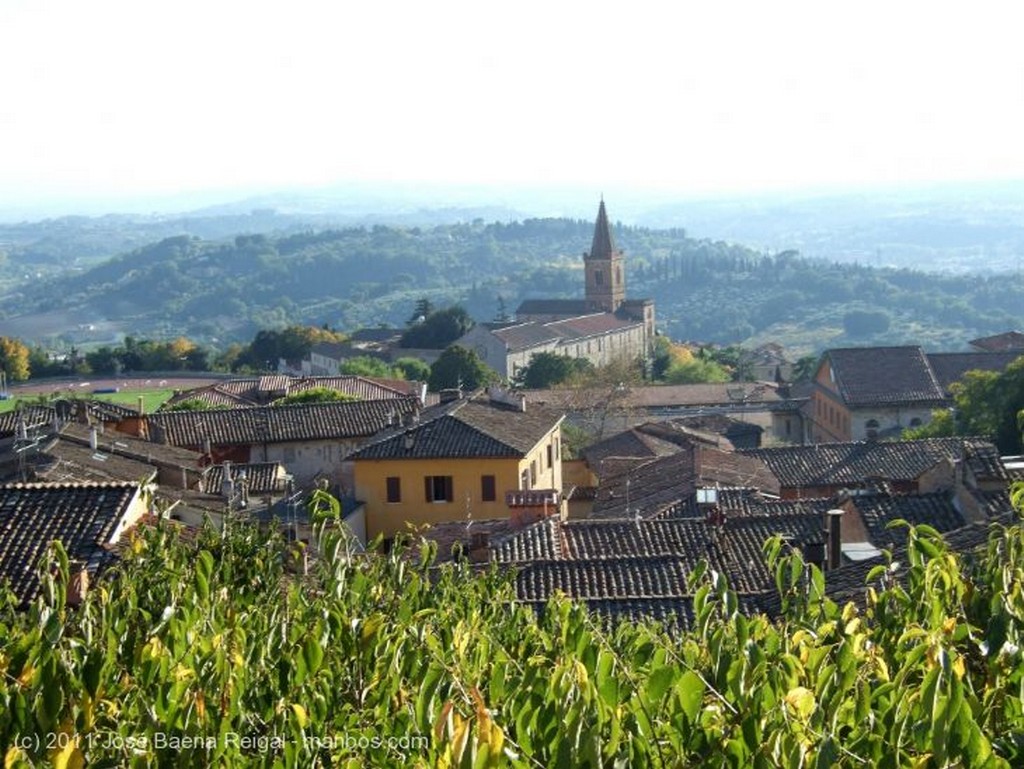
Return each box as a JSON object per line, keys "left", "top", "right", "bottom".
{"left": 337, "top": 356, "right": 395, "bottom": 378}
{"left": 0, "top": 336, "right": 30, "bottom": 381}
{"left": 792, "top": 354, "right": 820, "bottom": 384}
{"left": 400, "top": 306, "right": 474, "bottom": 349}
{"left": 392, "top": 357, "right": 431, "bottom": 382}
{"left": 428, "top": 345, "right": 496, "bottom": 391}
{"left": 407, "top": 298, "right": 434, "bottom": 326}
{"left": 516, "top": 352, "right": 593, "bottom": 389}
{"left": 273, "top": 388, "right": 360, "bottom": 406}
{"left": 164, "top": 398, "right": 228, "bottom": 412}
{"left": 902, "top": 356, "right": 1024, "bottom": 453}
{"left": 663, "top": 357, "right": 731, "bottom": 384}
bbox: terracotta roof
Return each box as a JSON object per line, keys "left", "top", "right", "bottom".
{"left": 524, "top": 382, "right": 789, "bottom": 411}
{"left": 851, "top": 491, "right": 968, "bottom": 549}
{"left": 59, "top": 423, "right": 202, "bottom": 467}
{"left": 148, "top": 397, "right": 420, "bottom": 447}
{"left": 739, "top": 437, "right": 1002, "bottom": 489}
{"left": 545, "top": 313, "right": 641, "bottom": 339}
{"left": 581, "top": 429, "right": 685, "bottom": 467}
{"left": 591, "top": 446, "right": 779, "bottom": 518}
{"left": 823, "top": 346, "right": 946, "bottom": 407}
{"left": 925, "top": 352, "right": 1021, "bottom": 393}
{"left": 163, "top": 375, "right": 419, "bottom": 409}
{"left": 201, "top": 462, "right": 285, "bottom": 495}
{"left": 0, "top": 407, "right": 55, "bottom": 439}
{"left": 0, "top": 481, "right": 143, "bottom": 605}
{"left": 28, "top": 437, "right": 159, "bottom": 485}
{"left": 491, "top": 323, "right": 562, "bottom": 351}
{"left": 349, "top": 395, "right": 563, "bottom": 460}
{"left": 820, "top": 512, "right": 1019, "bottom": 611}
{"left": 488, "top": 313, "right": 642, "bottom": 353}
{"left": 508, "top": 511, "right": 827, "bottom": 622}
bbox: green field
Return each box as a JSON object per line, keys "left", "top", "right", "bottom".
{"left": 0, "top": 388, "right": 175, "bottom": 414}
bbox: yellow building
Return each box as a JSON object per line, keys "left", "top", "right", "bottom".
{"left": 350, "top": 389, "right": 565, "bottom": 541}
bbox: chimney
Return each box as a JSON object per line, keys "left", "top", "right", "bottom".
{"left": 138, "top": 396, "right": 145, "bottom": 416}
{"left": 469, "top": 530, "right": 490, "bottom": 562}
{"left": 181, "top": 466, "right": 189, "bottom": 490}
{"left": 439, "top": 388, "right": 463, "bottom": 404}
{"left": 221, "top": 461, "right": 233, "bottom": 499}
{"left": 825, "top": 509, "right": 844, "bottom": 571}
{"left": 89, "top": 426, "right": 98, "bottom": 451}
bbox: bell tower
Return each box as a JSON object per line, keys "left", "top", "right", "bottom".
{"left": 584, "top": 198, "right": 625, "bottom": 313}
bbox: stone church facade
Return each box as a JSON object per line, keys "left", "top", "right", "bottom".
{"left": 458, "top": 200, "right": 656, "bottom": 381}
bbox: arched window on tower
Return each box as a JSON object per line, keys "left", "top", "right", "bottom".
{"left": 595, "top": 270, "right": 604, "bottom": 286}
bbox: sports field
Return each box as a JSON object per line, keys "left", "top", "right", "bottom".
{"left": 0, "top": 376, "right": 219, "bottom": 414}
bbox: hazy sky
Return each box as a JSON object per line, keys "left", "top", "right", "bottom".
{"left": 3, "top": 0, "right": 1023, "bottom": 212}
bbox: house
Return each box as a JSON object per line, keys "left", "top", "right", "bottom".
{"left": 525, "top": 381, "right": 803, "bottom": 444}
{"left": 428, "top": 467, "right": 1013, "bottom": 628}
{"left": 588, "top": 443, "right": 781, "bottom": 519}
{"left": 739, "top": 436, "right": 1007, "bottom": 500}
{"left": 141, "top": 397, "right": 421, "bottom": 491}
{"left": 348, "top": 388, "right": 565, "bottom": 541}
{"left": 0, "top": 481, "right": 151, "bottom": 607}
{"left": 458, "top": 200, "right": 656, "bottom": 380}
{"left": 808, "top": 345, "right": 1020, "bottom": 442}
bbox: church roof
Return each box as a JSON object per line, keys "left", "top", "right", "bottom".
{"left": 587, "top": 199, "right": 619, "bottom": 260}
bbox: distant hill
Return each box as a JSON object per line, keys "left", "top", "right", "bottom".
{"left": 2, "top": 216, "right": 1021, "bottom": 358}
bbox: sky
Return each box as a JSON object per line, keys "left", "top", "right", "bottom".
{"left": 2, "top": 0, "right": 1024, "bottom": 215}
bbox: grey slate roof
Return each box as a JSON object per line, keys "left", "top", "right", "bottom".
{"left": 147, "top": 397, "right": 420, "bottom": 447}
{"left": 824, "top": 346, "right": 946, "bottom": 407}
{"left": 0, "top": 482, "right": 142, "bottom": 606}
{"left": 348, "top": 395, "right": 563, "bottom": 460}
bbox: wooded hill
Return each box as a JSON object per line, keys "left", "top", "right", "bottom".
{"left": 5, "top": 218, "right": 1022, "bottom": 355}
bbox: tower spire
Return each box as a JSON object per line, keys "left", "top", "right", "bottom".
{"left": 584, "top": 198, "right": 625, "bottom": 312}
{"left": 588, "top": 198, "right": 618, "bottom": 261}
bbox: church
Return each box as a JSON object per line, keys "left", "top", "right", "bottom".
{"left": 457, "top": 200, "right": 656, "bottom": 381}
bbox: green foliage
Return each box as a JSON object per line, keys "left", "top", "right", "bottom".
{"left": 337, "top": 356, "right": 396, "bottom": 378}
{"left": 400, "top": 306, "right": 474, "bottom": 350}
{"left": 10, "top": 215, "right": 1024, "bottom": 351}
{"left": 1, "top": 509, "right": 1023, "bottom": 766}
{"left": 164, "top": 397, "right": 229, "bottom": 412}
{"left": 0, "top": 336, "right": 31, "bottom": 381}
{"left": 515, "top": 352, "right": 593, "bottom": 389}
{"left": 273, "top": 388, "right": 361, "bottom": 406}
{"left": 237, "top": 326, "right": 347, "bottom": 371}
{"left": 392, "top": 357, "right": 431, "bottom": 382}
{"left": 903, "top": 356, "right": 1024, "bottom": 453}
{"left": 663, "top": 356, "right": 731, "bottom": 384}
{"left": 428, "top": 345, "right": 497, "bottom": 391}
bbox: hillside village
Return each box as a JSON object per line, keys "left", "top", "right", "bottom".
{"left": 1, "top": 202, "right": 1022, "bottom": 631}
